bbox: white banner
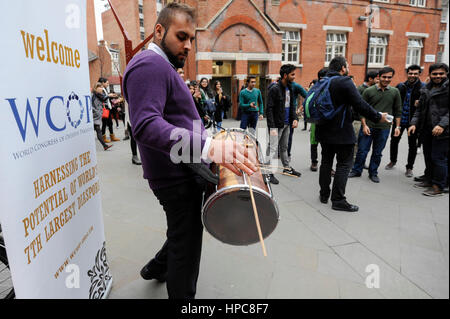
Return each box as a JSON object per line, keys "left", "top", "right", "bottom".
{"left": 0, "top": 0, "right": 113, "bottom": 298}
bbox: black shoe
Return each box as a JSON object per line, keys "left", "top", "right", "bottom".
{"left": 140, "top": 260, "right": 167, "bottom": 282}
{"left": 310, "top": 163, "right": 318, "bottom": 172}
{"left": 269, "top": 174, "right": 279, "bottom": 184}
{"left": 132, "top": 155, "right": 142, "bottom": 165}
{"left": 369, "top": 175, "right": 380, "bottom": 183}
{"left": 414, "top": 175, "right": 426, "bottom": 182}
{"left": 332, "top": 201, "right": 359, "bottom": 212}
{"left": 123, "top": 135, "right": 130, "bottom": 141}
{"left": 348, "top": 171, "right": 361, "bottom": 178}
{"left": 320, "top": 195, "right": 329, "bottom": 204}
{"left": 282, "top": 167, "right": 301, "bottom": 177}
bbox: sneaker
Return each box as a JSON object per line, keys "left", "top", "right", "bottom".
{"left": 405, "top": 169, "right": 413, "bottom": 178}
{"left": 422, "top": 185, "right": 444, "bottom": 197}
{"left": 414, "top": 175, "right": 426, "bottom": 182}
{"left": 385, "top": 162, "right": 396, "bottom": 170}
{"left": 369, "top": 175, "right": 380, "bottom": 183}
{"left": 269, "top": 174, "right": 279, "bottom": 184}
{"left": 103, "top": 144, "right": 113, "bottom": 151}
{"left": 348, "top": 171, "right": 361, "bottom": 178}
{"left": 414, "top": 181, "right": 432, "bottom": 188}
{"left": 282, "top": 167, "right": 301, "bottom": 177}
{"left": 310, "top": 163, "right": 318, "bottom": 172}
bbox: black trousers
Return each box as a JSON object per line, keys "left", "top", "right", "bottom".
{"left": 127, "top": 122, "right": 138, "bottom": 156}
{"left": 151, "top": 180, "right": 204, "bottom": 299}
{"left": 101, "top": 115, "right": 113, "bottom": 135}
{"left": 421, "top": 130, "right": 449, "bottom": 190}
{"left": 94, "top": 124, "right": 107, "bottom": 148}
{"left": 389, "top": 125, "right": 418, "bottom": 170}
{"left": 319, "top": 143, "right": 354, "bottom": 203}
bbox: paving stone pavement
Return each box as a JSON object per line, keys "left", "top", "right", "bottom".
{"left": 96, "top": 119, "right": 449, "bottom": 299}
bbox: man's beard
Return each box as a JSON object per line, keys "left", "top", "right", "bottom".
{"left": 161, "top": 31, "right": 186, "bottom": 69}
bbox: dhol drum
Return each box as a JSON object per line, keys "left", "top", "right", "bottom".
{"left": 202, "top": 128, "right": 279, "bottom": 246}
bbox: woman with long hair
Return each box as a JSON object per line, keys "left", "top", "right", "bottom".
{"left": 213, "top": 80, "right": 230, "bottom": 131}
{"left": 91, "top": 83, "right": 113, "bottom": 150}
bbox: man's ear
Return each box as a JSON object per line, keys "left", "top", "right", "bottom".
{"left": 154, "top": 24, "right": 165, "bottom": 42}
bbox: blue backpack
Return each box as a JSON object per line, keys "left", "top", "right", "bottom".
{"left": 303, "top": 76, "right": 346, "bottom": 127}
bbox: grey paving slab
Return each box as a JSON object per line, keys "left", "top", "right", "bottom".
{"left": 400, "top": 243, "right": 449, "bottom": 299}
{"left": 333, "top": 243, "right": 431, "bottom": 299}
{"left": 337, "top": 279, "right": 385, "bottom": 299}
{"left": 95, "top": 119, "right": 448, "bottom": 299}
{"left": 283, "top": 200, "right": 357, "bottom": 247}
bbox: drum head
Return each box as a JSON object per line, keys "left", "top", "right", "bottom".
{"left": 202, "top": 188, "right": 279, "bottom": 246}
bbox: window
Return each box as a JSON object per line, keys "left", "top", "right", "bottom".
{"left": 437, "top": 51, "right": 443, "bottom": 63}
{"left": 442, "top": 6, "right": 448, "bottom": 23}
{"left": 368, "top": 35, "right": 388, "bottom": 67}
{"left": 139, "top": 4, "right": 143, "bottom": 14}
{"left": 374, "top": 0, "right": 389, "bottom": 3}
{"left": 325, "top": 33, "right": 347, "bottom": 63}
{"left": 271, "top": 0, "right": 280, "bottom": 5}
{"left": 439, "top": 30, "right": 446, "bottom": 44}
{"left": 282, "top": 30, "right": 301, "bottom": 64}
{"left": 140, "top": 32, "right": 145, "bottom": 41}
{"left": 406, "top": 38, "right": 423, "bottom": 66}
{"left": 139, "top": 19, "right": 144, "bottom": 28}
{"left": 110, "top": 51, "right": 120, "bottom": 76}
{"left": 410, "top": 0, "right": 426, "bottom": 7}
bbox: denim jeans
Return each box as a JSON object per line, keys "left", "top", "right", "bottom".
{"left": 352, "top": 127, "right": 390, "bottom": 176}
{"left": 267, "top": 125, "right": 291, "bottom": 168}
{"left": 240, "top": 111, "right": 259, "bottom": 133}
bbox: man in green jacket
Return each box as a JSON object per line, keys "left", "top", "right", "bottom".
{"left": 239, "top": 76, "right": 264, "bottom": 134}
{"left": 349, "top": 67, "right": 402, "bottom": 183}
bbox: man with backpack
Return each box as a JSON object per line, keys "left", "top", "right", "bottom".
{"left": 306, "top": 57, "right": 388, "bottom": 212}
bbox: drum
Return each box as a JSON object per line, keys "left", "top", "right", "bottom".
{"left": 202, "top": 129, "right": 279, "bottom": 246}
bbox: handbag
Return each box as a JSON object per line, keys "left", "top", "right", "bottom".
{"left": 102, "top": 107, "right": 110, "bottom": 119}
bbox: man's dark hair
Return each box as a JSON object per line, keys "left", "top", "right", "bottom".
{"left": 328, "top": 56, "right": 347, "bottom": 73}
{"left": 98, "top": 77, "right": 108, "bottom": 83}
{"left": 365, "top": 70, "right": 378, "bottom": 82}
{"left": 378, "top": 67, "right": 395, "bottom": 77}
{"left": 247, "top": 76, "right": 256, "bottom": 83}
{"left": 317, "top": 68, "right": 328, "bottom": 79}
{"left": 280, "top": 64, "right": 296, "bottom": 78}
{"left": 429, "top": 62, "right": 449, "bottom": 74}
{"left": 406, "top": 64, "right": 422, "bottom": 73}
{"left": 155, "top": 2, "right": 196, "bottom": 32}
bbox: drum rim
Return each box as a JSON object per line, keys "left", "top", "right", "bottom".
{"left": 201, "top": 186, "right": 280, "bottom": 245}
{"left": 202, "top": 183, "right": 274, "bottom": 214}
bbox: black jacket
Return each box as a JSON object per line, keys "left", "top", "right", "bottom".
{"left": 396, "top": 79, "right": 424, "bottom": 124}
{"left": 214, "top": 93, "right": 230, "bottom": 122}
{"left": 316, "top": 71, "right": 381, "bottom": 145}
{"left": 411, "top": 78, "right": 449, "bottom": 140}
{"left": 266, "top": 80, "right": 298, "bottom": 128}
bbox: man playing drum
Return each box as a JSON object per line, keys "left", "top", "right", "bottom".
{"left": 123, "top": 3, "right": 257, "bottom": 299}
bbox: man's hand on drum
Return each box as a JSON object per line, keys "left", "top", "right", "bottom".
{"left": 207, "top": 139, "right": 258, "bottom": 176}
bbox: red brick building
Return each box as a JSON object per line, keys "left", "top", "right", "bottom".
{"left": 93, "top": 0, "right": 447, "bottom": 117}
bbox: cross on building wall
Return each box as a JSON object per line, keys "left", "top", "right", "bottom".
{"left": 235, "top": 28, "right": 246, "bottom": 52}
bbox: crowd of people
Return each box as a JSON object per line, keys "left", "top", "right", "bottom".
{"left": 98, "top": 2, "right": 449, "bottom": 300}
